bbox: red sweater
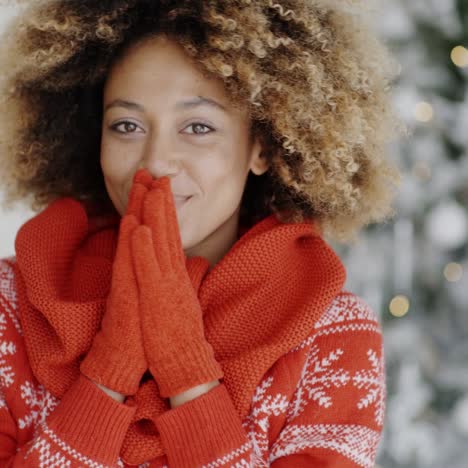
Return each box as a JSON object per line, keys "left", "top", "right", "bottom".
{"left": 0, "top": 255, "right": 386, "bottom": 467}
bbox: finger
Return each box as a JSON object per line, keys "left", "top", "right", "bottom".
{"left": 161, "top": 177, "right": 185, "bottom": 268}
{"left": 130, "top": 225, "right": 161, "bottom": 289}
{"left": 142, "top": 188, "right": 172, "bottom": 272}
{"left": 126, "top": 169, "right": 155, "bottom": 219}
{"left": 150, "top": 175, "right": 170, "bottom": 191}
{"left": 127, "top": 182, "right": 151, "bottom": 223}
{"left": 151, "top": 177, "right": 185, "bottom": 267}
{"left": 133, "top": 168, "right": 154, "bottom": 187}
{"left": 112, "top": 214, "right": 139, "bottom": 294}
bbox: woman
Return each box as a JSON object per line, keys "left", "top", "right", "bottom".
{"left": 0, "top": 0, "right": 405, "bottom": 466}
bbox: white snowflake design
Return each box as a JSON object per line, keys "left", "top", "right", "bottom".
{"left": 0, "top": 257, "right": 385, "bottom": 467}
{"left": 0, "top": 312, "right": 17, "bottom": 389}
{"left": 1, "top": 259, "right": 59, "bottom": 435}
{"left": 269, "top": 423, "right": 382, "bottom": 468}
{"left": 314, "top": 293, "right": 378, "bottom": 329}
{"left": 0, "top": 258, "right": 17, "bottom": 307}
{"left": 286, "top": 344, "right": 351, "bottom": 422}
{"left": 17, "top": 379, "right": 60, "bottom": 436}
{"left": 241, "top": 374, "right": 289, "bottom": 466}
{"left": 352, "top": 348, "right": 386, "bottom": 426}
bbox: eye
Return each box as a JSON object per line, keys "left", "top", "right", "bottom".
{"left": 184, "top": 122, "right": 214, "bottom": 135}
{"left": 109, "top": 120, "right": 215, "bottom": 136}
{"left": 109, "top": 121, "right": 143, "bottom": 134}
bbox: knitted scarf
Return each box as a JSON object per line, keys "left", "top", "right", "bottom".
{"left": 13, "top": 197, "right": 346, "bottom": 465}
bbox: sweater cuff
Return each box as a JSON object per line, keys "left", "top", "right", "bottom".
{"left": 46, "top": 373, "right": 137, "bottom": 465}
{"left": 155, "top": 383, "right": 249, "bottom": 468}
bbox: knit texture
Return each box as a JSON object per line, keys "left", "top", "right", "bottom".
{"left": 11, "top": 197, "right": 348, "bottom": 464}
{"left": 125, "top": 176, "right": 225, "bottom": 399}
{"left": 79, "top": 176, "right": 147, "bottom": 396}
{"left": 0, "top": 257, "right": 386, "bottom": 467}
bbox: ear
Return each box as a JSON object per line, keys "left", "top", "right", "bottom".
{"left": 249, "top": 135, "right": 270, "bottom": 176}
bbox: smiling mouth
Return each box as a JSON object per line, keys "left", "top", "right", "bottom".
{"left": 173, "top": 195, "right": 192, "bottom": 210}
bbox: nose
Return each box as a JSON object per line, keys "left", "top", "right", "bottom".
{"left": 138, "top": 139, "right": 182, "bottom": 180}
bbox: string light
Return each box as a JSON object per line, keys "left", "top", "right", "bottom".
{"left": 414, "top": 102, "right": 433, "bottom": 122}
{"left": 451, "top": 45, "right": 468, "bottom": 68}
{"left": 389, "top": 295, "right": 410, "bottom": 317}
{"left": 444, "top": 262, "right": 463, "bottom": 282}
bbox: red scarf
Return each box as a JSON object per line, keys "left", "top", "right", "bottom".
{"left": 13, "top": 197, "right": 346, "bottom": 465}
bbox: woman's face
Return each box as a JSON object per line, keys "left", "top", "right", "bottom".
{"left": 100, "top": 35, "right": 269, "bottom": 264}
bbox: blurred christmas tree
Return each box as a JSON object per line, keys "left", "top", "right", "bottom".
{"left": 333, "top": 1, "right": 468, "bottom": 467}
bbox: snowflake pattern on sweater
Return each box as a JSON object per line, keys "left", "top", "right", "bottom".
{"left": 0, "top": 256, "right": 386, "bottom": 467}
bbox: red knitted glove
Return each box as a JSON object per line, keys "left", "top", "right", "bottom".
{"left": 130, "top": 176, "right": 224, "bottom": 398}
{"left": 80, "top": 169, "right": 154, "bottom": 396}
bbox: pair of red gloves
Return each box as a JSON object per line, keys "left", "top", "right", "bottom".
{"left": 80, "top": 169, "right": 224, "bottom": 398}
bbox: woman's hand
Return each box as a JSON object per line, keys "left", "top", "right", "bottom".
{"left": 79, "top": 169, "right": 154, "bottom": 397}
{"left": 130, "top": 176, "right": 224, "bottom": 399}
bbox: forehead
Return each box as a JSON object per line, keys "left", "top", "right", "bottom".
{"left": 105, "top": 36, "right": 227, "bottom": 100}
{"left": 103, "top": 36, "right": 251, "bottom": 122}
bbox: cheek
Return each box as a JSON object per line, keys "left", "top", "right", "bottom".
{"left": 100, "top": 130, "right": 134, "bottom": 175}
{"left": 195, "top": 152, "right": 248, "bottom": 206}
{"left": 100, "top": 149, "right": 129, "bottom": 216}
{"left": 197, "top": 144, "right": 246, "bottom": 183}
{"left": 193, "top": 161, "right": 230, "bottom": 199}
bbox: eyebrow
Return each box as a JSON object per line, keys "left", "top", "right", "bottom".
{"left": 104, "top": 96, "right": 228, "bottom": 113}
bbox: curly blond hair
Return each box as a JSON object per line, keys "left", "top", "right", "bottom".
{"left": 0, "top": 0, "right": 407, "bottom": 242}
